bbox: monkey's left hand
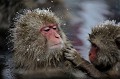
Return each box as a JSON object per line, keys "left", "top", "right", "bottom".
{"left": 64, "top": 47, "right": 84, "bottom": 66}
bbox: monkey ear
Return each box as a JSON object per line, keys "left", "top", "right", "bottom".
{"left": 115, "top": 36, "right": 120, "bottom": 49}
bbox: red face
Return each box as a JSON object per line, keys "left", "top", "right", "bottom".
{"left": 40, "top": 24, "right": 64, "bottom": 49}
{"left": 89, "top": 44, "right": 98, "bottom": 62}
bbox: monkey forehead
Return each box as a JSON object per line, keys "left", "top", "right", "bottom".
{"left": 91, "top": 21, "right": 120, "bottom": 39}
{"left": 14, "top": 9, "right": 60, "bottom": 28}
{"left": 41, "top": 23, "right": 58, "bottom": 28}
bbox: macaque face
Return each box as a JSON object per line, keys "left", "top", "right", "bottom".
{"left": 40, "top": 24, "right": 64, "bottom": 49}
{"left": 89, "top": 43, "right": 99, "bottom": 63}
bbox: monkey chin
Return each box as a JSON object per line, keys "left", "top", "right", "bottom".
{"left": 49, "top": 43, "right": 64, "bottom": 49}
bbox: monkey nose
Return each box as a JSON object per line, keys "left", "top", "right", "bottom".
{"left": 55, "top": 35, "right": 60, "bottom": 38}
{"left": 54, "top": 33, "right": 60, "bottom": 38}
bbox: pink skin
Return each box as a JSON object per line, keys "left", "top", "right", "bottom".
{"left": 89, "top": 46, "right": 97, "bottom": 62}
{"left": 40, "top": 24, "right": 63, "bottom": 49}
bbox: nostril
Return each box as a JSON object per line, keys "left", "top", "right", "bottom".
{"left": 55, "top": 36, "right": 59, "bottom": 38}
{"left": 55, "top": 33, "right": 60, "bottom": 38}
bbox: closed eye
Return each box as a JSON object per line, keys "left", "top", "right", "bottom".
{"left": 43, "top": 27, "right": 50, "bottom": 32}
{"left": 92, "top": 43, "right": 97, "bottom": 48}
{"left": 52, "top": 26, "right": 57, "bottom": 30}
{"left": 91, "top": 43, "right": 99, "bottom": 51}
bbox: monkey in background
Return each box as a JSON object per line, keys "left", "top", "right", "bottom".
{"left": 11, "top": 9, "right": 92, "bottom": 79}
{"left": 65, "top": 20, "right": 120, "bottom": 79}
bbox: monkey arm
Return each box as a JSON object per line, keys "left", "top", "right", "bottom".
{"left": 64, "top": 48, "right": 111, "bottom": 79}
{"left": 75, "top": 58, "right": 111, "bottom": 79}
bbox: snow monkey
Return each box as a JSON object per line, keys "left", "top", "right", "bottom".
{"left": 12, "top": 9, "right": 91, "bottom": 79}
{"left": 65, "top": 20, "right": 120, "bottom": 79}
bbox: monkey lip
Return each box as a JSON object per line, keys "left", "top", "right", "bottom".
{"left": 89, "top": 53, "right": 96, "bottom": 62}
{"left": 50, "top": 43, "right": 63, "bottom": 49}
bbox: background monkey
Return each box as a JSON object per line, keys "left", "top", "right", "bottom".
{"left": 65, "top": 20, "right": 120, "bottom": 79}
{"left": 11, "top": 9, "right": 91, "bottom": 79}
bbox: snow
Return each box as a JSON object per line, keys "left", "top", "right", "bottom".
{"left": 97, "top": 20, "right": 120, "bottom": 27}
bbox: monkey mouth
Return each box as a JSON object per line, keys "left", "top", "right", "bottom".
{"left": 50, "top": 43, "right": 63, "bottom": 49}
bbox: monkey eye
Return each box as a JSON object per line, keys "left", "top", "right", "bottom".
{"left": 92, "top": 43, "right": 98, "bottom": 49}
{"left": 52, "top": 26, "right": 57, "bottom": 30}
{"left": 43, "top": 27, "right": 50, "bottom": 32}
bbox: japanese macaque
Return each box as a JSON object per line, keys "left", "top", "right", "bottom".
{"left": 65, "top": 20, "right": 120, "bottom": 79}
{"left": 11, "top": 9, "right": 91, "bottom": 79}
{"left": 0, "top": 0, "right": 68, "bottom": 79}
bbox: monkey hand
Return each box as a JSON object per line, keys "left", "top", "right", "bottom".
{"left": 64, "top": 48, "right": 84, "bottom": 66}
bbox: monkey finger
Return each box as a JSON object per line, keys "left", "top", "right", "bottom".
{"left": 65, "top": 49, "right": 75, "bottom": 54}
{"left": 64, "top": 53, "right": 74, "bottom": 57}
{"left": 63, "top": 50, "right": 72, "bottom": 54}
{"left": 66, "top": 47, "right": 72, "bottom": 50}
{"left": 62, "top": 49, "right": 70, "bottom": 53}
{"left": 64, "top": 52, "right": 75, "bottom": 57}
{"left": 66, "top": 47, "right": 76, "bottom": 51}
{"left": 68, "top": 48, "right": 77, "bottom": 52}
{"left": 66, "top": 57, "right": 74, "bottom": 60}
{"left": 64, "top": 47, "right": 74, "bottom": 52}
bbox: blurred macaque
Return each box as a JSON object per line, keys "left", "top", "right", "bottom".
{"left": 65, "top": 20, "right": 120, "bottom": 79}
